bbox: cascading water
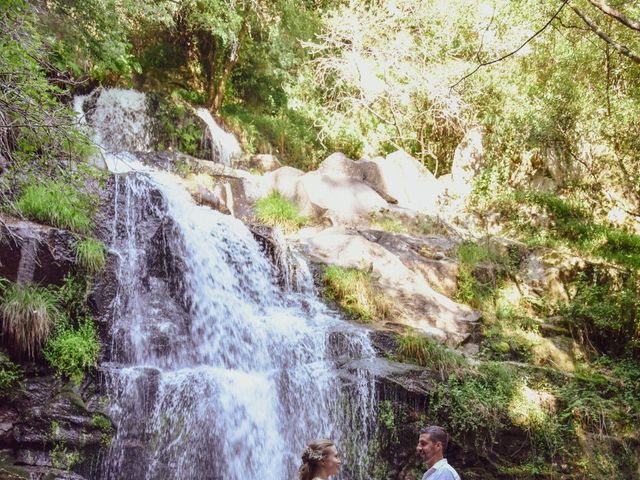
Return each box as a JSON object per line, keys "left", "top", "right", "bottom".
{"left": 195, "top": 107, "right": 242, "bottom": 166}
{"left": 80, "top": 89, "right": 377, "bottom": 479}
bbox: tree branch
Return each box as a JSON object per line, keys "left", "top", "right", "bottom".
{"left": 450, "top": 0, "right": 569, "bottom": 89}
{"left": 587, "top": 0, "right": 640, "bottom": 32}
{"left": 569, "top": 2, "right": 640, "bottom": 64}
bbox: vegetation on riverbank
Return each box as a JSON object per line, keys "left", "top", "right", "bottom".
{"left": 322, "top": 265, "right": 396, "bottom": 323}
{"left": 1, "top": 0, "right": 639, "bottom": 478}
{"left": 0, "top": 274, "right": 100, "bottom": 385}
{"left": 254, "top": 191, "right": 306, "bottom": 232}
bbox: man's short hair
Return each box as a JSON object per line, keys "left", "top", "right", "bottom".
{"left": 419, "top": 426, "right": 449, "bottom": 452}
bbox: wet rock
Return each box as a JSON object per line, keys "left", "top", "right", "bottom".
{"left": 0, "top": 214, "right": 76, "bottom": 286}
{"left": 0, "top": 376, "right": 110, "bottom": 480}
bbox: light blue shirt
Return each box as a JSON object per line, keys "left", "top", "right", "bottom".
{"left": 422, "top": 458, "right": 461, "bottom": 480}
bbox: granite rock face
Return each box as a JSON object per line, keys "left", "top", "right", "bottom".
{"left": 0, "top": 214, "right": 76, "bottom": 286}
{"left": 0, "top": 375, "right": 111, "bottom": 480}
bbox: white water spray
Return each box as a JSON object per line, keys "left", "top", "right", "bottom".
{"left": 195, "top": 107, "right": 242, "bottom": 166}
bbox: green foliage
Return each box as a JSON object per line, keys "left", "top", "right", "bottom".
{"left": 0, "top": 354, "right": 22, "bottom": 397}
{"left": 322, "top": 265, "right": 396, "bottom": 323}
{"left": 397, "top": 334, "right": 467, "bottom": 380}
{"left": 555, "top": 359, "right": 640, "bottom": 478}
{"left": 150, "top": 93, "right": 207, "bottom": 157}
{"left": 46, "top": 0, "right": 139, "bottom": 80}
{"left": 254, "top": 191, "right": 306, "bottom": 232}
{"left": 92, "top": 414, "right": 114, "bottom": 446}
{"left": 560, "top": 275, "right": 639, "bottom": 357}
{"left": 0, "top": 282, "right": 61, "bottom": 360}
{"left": 56, "top": 275, "right": 91, "bottom": 322}
{"left": 370, "top": 216, "right": 406, "bottom": 234}
{"left": 75, "top": 238, "right": 106, "bottom": 273}
{"left": 13, "top": 181, "right": 95, "bottom": 234}
{"left": 44, "top": 318, "right": 99, "bottom": 385}
{"left": 222, "top": 106, "right": 326, "bottom": 170}
{"left": 429, "top": 362, "right": 521, "bottom": 449}
{"left": 455, "top": 240, "right": 512, "bottom": 308}
{"left": 491, "top": 191, "right": 640, "bottom": 270}
{"left": 0, "top": 0, "right": 96, "bottom": 197}
{"left": 50, "top": 443, "right": 82, "bottom": 471}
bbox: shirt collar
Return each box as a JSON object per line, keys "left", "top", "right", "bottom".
{"left": 431, "top": 458, "right": 449, "bottom": 470}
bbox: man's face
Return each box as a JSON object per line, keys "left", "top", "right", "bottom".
{"left": 416, "top": 433, "right": 440, "bottom": 465}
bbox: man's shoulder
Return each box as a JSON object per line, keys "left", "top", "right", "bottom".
{"left": 438, "top": 468, "right": 460, "bottom": 480}
{"left": 437, "top": 460, "right": 461, "bottom": 480}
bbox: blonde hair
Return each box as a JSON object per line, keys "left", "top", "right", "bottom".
{"left": 297, "top": 439, "right": 335, "bottom": 480}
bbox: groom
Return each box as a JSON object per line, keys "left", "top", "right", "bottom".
{"left": 416, "top": 426, "right": 461, "bottom": 480}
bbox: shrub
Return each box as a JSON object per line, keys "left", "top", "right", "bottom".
{"left": 397, "top": 333, "right": 467, "bottom": 380}
{"left": 44, "top": 318, "right": 99, "bottom": 385}
{"left": 560, "top": 275, "right": 640, "bottom": 357}
{"left": 75, "top": 238, "right": 106, "bottom": 273}
{"left": 92, "top": 414, "right": 115, "bottom": 446}
{"left": 221, "top": 106, "right": 326, "bottom": 171}
{"left": 254, "top": 191, "right": 306, "bottom": 232}
{"left": 455, "top": 240, "right": 505, "bottom": 308}
{"left": 0, "top": 282, "right": 61, "bottom": 359}
{"left": 0, "top": 355, "right": 22, "bottom": 397}
{"left": 322, "top": 265, "right": 396, "bottom": 322}
{"left": 428, "top": 362, "right": 522, "bottom": 451}
{"left": 57, "top": 275, "right": 91, "bottom": 321}
{"left": 50, "top": 443, "right": 82, "bottom": 470}
{"left": 14, "top": 181, "right": 94, "bottom": 234}
{"left": 489, "top": 191, "right": 640, "bottom": 269}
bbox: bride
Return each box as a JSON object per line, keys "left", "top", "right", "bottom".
{"left": 297, "top": 439, "right": 341, "bottom": 480}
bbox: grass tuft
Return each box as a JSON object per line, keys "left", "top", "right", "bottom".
{"left": 0, "top": 282, "right": 61, "bottom": 359}
{"left": 322, "top": 265, "right": 396, "bottom": 322}
{"left": 14, "top": 181, "right": 94, "bottom": 234}
{"left": 75, "top": 238, "right": 106, "bottom": 273}
{"left": 371, "top": 216, "right": 407, "bottom": 234}
{"left": 397, "top": 333, "right": 468, "bottom": 380}
{"left": 254, "top": 191, "right": 306, "bottom": 232}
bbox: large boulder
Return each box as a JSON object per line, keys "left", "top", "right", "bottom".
{"left": 298, "top": 171, "right": 387, "bottom": 223}
{"left": 360, "top": 229, "right": 459, "bottom": 296}
{"left": 261, "top": 166, "right": 304, "bottom": 200}
{"left": 523, "top": 251, "right": 588, "bottom": 302}
{"left": 362, "top": 151, "right": 439, "bottom": 213}
{"left": 317, "top": 152, "right": 363, "bottom": 179}
{"left": 296, "top": 226, "right": 479, "bottom": 344}
{"left": 262, "top": 164, "right": 388, "bottom": 224}
{"left": 0, "top": 214, "right": 76, "bottom": 286}
{"left": 248, "top": 154, "right": 281, "bottom": 173}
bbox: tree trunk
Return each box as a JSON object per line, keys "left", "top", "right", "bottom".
{"left": 208, "top": 4, "right": 251, "bottom": 113}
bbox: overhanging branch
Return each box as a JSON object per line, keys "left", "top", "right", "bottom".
{"left": 450, "top": 0, "right": 569, "bottom": 89}
{"left": 587, "top": 0, "right": 640, "bottom": 32}
{"left": 569, "top": 2, "right": 640, "bottom": 64}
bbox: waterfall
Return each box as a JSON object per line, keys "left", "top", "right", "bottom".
{"left": 195, "top": 107, "right": 242, "bottom": 166}
{"left": 84, "top": 89, "right": 377, "bottom": 479}
{"left": 74, "top": 89, "right": 151, "bottom": 174}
